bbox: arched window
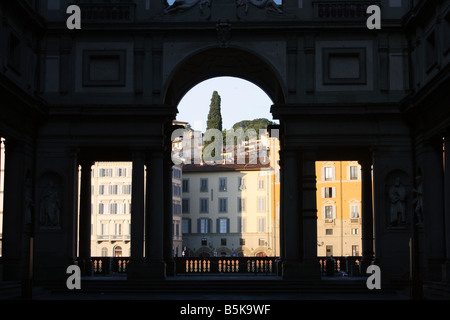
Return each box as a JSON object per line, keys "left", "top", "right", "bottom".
{"left": 114, "top": 246, "right": 122, "bottom": 257}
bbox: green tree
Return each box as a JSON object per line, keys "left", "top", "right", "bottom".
{"left": 206, "top": 91, "right": 223, "bottom": 132}
{"left": 204, "top": 91, "right": 223, "bottom": 158}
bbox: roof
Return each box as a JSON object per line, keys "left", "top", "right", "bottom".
{"left": 182, "top": 161, "right": 272, "bottom": 173}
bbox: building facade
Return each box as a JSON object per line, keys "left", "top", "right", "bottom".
{"left": 316, "top": 161, "right": 362, "bottom": 257}
{"left": 181, "top": 161, "right": 280, "bottom": 257}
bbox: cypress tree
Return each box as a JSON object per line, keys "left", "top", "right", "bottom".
{"left": 206, "top": 91, "right": 223, "bottom": 132}
{"left": 203, "top": 91, "right": 223, "bottom": 159}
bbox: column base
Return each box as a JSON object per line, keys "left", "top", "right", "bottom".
{"left": 282, "top": 260, "right": 321, "bottom": 280}
{"left": 127, "top": 259, "right": 166, "bottom": 280}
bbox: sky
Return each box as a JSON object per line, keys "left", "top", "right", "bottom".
{"left": 176, "top": 77, "right": 277, "bottom": 131}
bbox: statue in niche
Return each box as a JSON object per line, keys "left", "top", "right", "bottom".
{"left": 236, "top": 0, "right": 283, "bottom": 14}
{"left": 39, "top": 181, "right": 61, "bottom": 228}
{"left": 164, "top": 0, "right": 211, "bottom": 14}
{"left": 389, "top": 176, "right": 406, "bottom": 226}
{"left": 412, "top": 173, "right": 423, "bottom": 225}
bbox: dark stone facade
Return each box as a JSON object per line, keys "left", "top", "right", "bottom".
{"left": 0, "top": 0, "right": 449, "bottom": 296}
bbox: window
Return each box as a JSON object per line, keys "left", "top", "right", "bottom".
{"left": 200, "top": 178, "right": 208, "bottom": 192}
{"left": 257, "top": 178, "right": 265, "bottom": 190}
{"left": 325, "top": 206, "right": 334, "bottom": 219}
{"left": 172, "top": 201, "right": 181, "bottom": 215}
{"left": 109, "top": 185, "right": 118, "bottom": 195}
{"left": 221, "top": 238, "right": 227, "bottom": 246}
{"left": 99, "top": 168, "right": 113, "bottom": 177}
{"left": 352, "top": 228, "right": 359, "bottom": 235}
{"left": 116, "top": 168, "right": 127, "bottom": 177}
{"left": 172, "top": 168, "right": 181, "bottom": 179}
{"left": 257, "top": 197, "right": 266, "bottom": 212}
{"left": 200, "top": 198, "right": 209, "bottom": 213}
{"left": 201, "top": 238, "right": 208, "bottom": 246}
{"left": 237, "top": 217, "right": 246, "bottom": 233}
{"left": 110, "top": 203, "right": 118, "bottom": 214}
{"left": 326, "top": 245, "right": 333, "bottom": 257}
{"left": 217, "top": 218, "right": 229, "bottom": 233}
{"left": 101, "top": 223, "right": 108, "bottom": 235}
{"left": 173, "top": 185, "right": 181, "bottom": 196}
{"left": 122, "top": 184, "right": 132, "bottom": 194}
{"left": 101, "top": 247, "right": 108, "bottom": 257}
{"left": 238, "top": 177, "right": 246, "bottom": 190}
{"left": 198, "top": 218, "right": 211, "bottom": 233}
{"left": 99, "top": 185, "right": 105, "bottom": 195}
{"left": 259, "top": 239, "right": 266, "bottom": 246}
{"left": 349, "top": 166, "right": 359, "bottom": 180}
{"left": 99, "top": 203, "right": 104, "bottom": 214}
{"left": 326, "top": 229, "right": 333, "bottom": 235}
{"left": 182, "top": 218, "right": 191, "bottom": 234}
{"left": 324, "top": 167, "right": 334, "bottom": 181}
{"left": 182, "top": 199, "right": 190, "bottom": 214}
{"left": 182, "top": 179, "right": 189, "bottom": 193}
{"left": 219, "top": 178, "right": 227, "bottom": 191}
{"left": 219, "top": 198, "right": 227, "bottom": 213}
{"left": 240, "top": 238, "right": 246, "bottom": 246}
{"left": 351, "top": 205, "right": 360, "bottom": 218}
{"left": 237, "top": 197, "right": 246, "bottom": 213}
{"left": 115, "top": 223, "right": 122, "bottom": 235}
{"left": 323, "top": 187, "right": 335, "bottom": 198}
{"left": 352, "top": 245, "right": 359, "bottom": 256}
{"left": 258, "top": 217, "right": 265, "bottom": 233}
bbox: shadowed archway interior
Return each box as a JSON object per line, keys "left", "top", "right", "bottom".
{"left": 164, "top": 47, "right": 286, "bottom": 106}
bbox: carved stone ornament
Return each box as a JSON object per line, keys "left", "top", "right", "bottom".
{"left": 216, "top": 21, "right": 231, "bottom": 48}
{"left": 164, "top": 0, "right": 212, "bottom": 15}
{"left": 236, "top": 0, "right": 283, "bottom": 14}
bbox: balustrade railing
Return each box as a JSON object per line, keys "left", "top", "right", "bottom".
{"left": 318, "top": 256, "right": 361, "bottom": 276}
{"left": 90, "top": 257, "right": 130, "bottom": 275}
{"left": 313, "top": 1, "right": 381, "bottom": 20}
{"left": 174, "top": 257, "right": 278, "bottom": 274}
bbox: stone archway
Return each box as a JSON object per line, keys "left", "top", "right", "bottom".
{"left": 163, "top": 47, "right": 286, "bottom": 106}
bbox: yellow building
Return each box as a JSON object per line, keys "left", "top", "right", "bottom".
{"left": 316, "top": 161, "right": 362, "bottom": 258}
{"left": 181, "top": 135, "right": 280, "bottom": 257}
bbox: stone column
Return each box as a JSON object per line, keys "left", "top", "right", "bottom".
{"left": 301, "top": 149, "right": 320, "bottom": 276}
{"left": 163, "top": 155, "right": 174, "bottom": 276}
{"left": 78, "top": 159, "right": 93, "bottom": 276}
{"left": 421, "top": 139, "right": 445, "bottom": 280}
{"left": 281, "top": 148, "right": 301, "bottom": 278}
{"left": 359, "top": 156, "right": 374, "bottom": 273}
{"left": 2, "top": 139, "right": 30, "bottom": 280}
{"left": 145, "top": 150, "right": 166, "bottom": 279}
{"left": 128, "top": 150, "right": 146, "bottom": 279}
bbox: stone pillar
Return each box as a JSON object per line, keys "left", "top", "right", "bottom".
{"left": 281, "top": 148, "right": 305, "bottom": 279}
{"left": 301, "top": 149, "right": 320, "bottom": 277}
{"left": 145, "top": 150, "right": 166, "bottom": 279}
{"left": 359, "top": 156, "right": 374, "bottom": 273}
{"left": 2, "top": 139, "right": 31, "bottom": 280}
{"left": 127, "top": 150, "right": 146, "bottom": 279}
{"left": 444, "top": 133, "right": 450, "bottom": 282}
{"left": 421, "top": 139, "right": 445, "bottom": 280}
{"left": 78, "top": 159, "right": 93, "bottom": 276}
{"left": 163, "top": 155, "right": 174, "bottom": 276}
